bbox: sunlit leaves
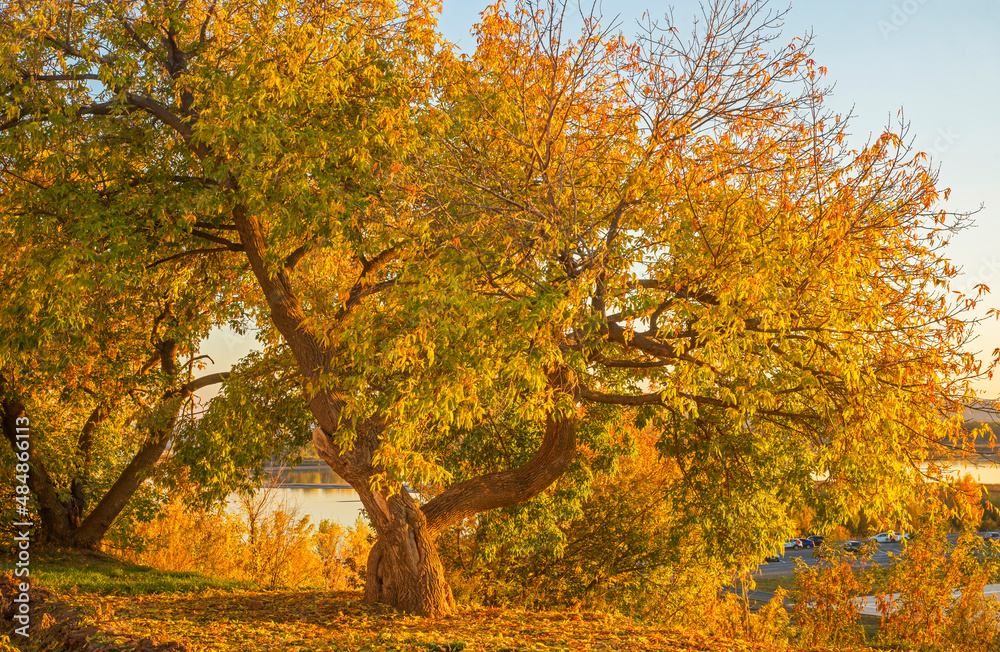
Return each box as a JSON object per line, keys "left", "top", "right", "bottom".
{"left": 422, "top": 0, "right": 985, "bottom": 564}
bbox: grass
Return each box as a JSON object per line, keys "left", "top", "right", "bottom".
{"left": 14, "top": 549, "right": 944, "bottom": 651}
{"left": 749, "top": 571, "right": 885, "bottom": 643}
{"left": 3, "top": 548, "right": 249, "bottom": 596}
{"left": 750, "top": 576, "right": 796, "bottom": 594}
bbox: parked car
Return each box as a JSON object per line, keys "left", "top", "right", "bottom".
{"left": 764, "top": 555, "right": 782, "bottom": 563}
{"left": 870, "top": 531, "right": 902, "bottom": 544}
{"left": 842, "top": 540, "right": 864, "bottom": 553}
{"left": 799, "top": 537, "right": 815, "bottom": 549}
{"left": 806, "top": 535, "right": 825, "bottom": 547}
{"left": 783, "top": 539, "right": 803, "bottom": 550}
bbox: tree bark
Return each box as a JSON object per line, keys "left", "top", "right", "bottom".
{"left": 363, "top": 492, "right": 456, "bottom": 617}
{"left": 311, "top": 422, "right": 458, "bottom": 617}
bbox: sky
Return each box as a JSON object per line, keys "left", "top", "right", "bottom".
{"left": 203, "top": 0, "right": 1000, "bottom": 400}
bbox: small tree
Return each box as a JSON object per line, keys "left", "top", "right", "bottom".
{"left": 792, "top": 547, "right": 868, "bottom": 648}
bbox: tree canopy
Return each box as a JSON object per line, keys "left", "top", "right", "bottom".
{"left": 419, "top": 0, "right": 986, "bottom": 560}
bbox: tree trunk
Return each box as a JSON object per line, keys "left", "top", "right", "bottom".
{"left": 363, "top": 493, "right": 455, "bottom": 617}
{"left": 310, "top": 417, "right": 458, "bottom": 616}
{"left": 1, "top": 371, "right": 228, "bottom": 550}
{"left": 0, "top": 383, "right": 75, "bottom": 545}
{"left": 234, "top": 206, "right": 581, "bottom": 617}
{"left": 71, "top": 428, "right": 173, "bottom": 549}
{"left": 71, "top": 372, "right": 229, "bottom": 548}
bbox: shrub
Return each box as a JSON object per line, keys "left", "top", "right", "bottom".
{"left": 115, "top": 488, "right": 370, "bottom": 591}
{"left": 877, "top": 521, "right": 1000, "bottom": 652}
{"left": 315, "top": 517, "right": 373, "bottom": 590}
{"left": 792, "top": 546, "right": 867, "bottom": 648}
{"left": 113, "top": 498, "right": 245, "bottom": 581}
{"left": 437, "top": 430, "right": 733, "bottom": 622}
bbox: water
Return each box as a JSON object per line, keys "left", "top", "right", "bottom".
{"left": 227, "top": 465, "right": 366, "bottom": 527}
{"left": 938, "top": 459, "right": 1000, "bottom": 485}
{"left": 263, "top": 486, "right": 366, "bottom": 526}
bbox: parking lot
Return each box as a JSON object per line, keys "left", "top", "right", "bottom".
{"left": 753, "top": 533, "right": 970, "bottom": 579}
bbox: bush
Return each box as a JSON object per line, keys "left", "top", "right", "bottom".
{"left": 315, "top": 516, "right": 373, "bottom": 590}
{"left": 792, "top": 546, "right": 868, "bottom": 648}
{"left": 877, "top": 524, "right": 1000, "bottom": 652}
{"left": 114, "top": 487, "right": 370, "bottom": 591}
{"left": 437, "top": 429, "right": 789, "bottom": 632}
{"left": 112, "top": 498, "right": 245, "bottom": 581}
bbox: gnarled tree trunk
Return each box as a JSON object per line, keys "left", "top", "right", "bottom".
{"left": 310, "top": 382, "right": 578, "bottom": 617}
{"left": 363, "top": 493, "right": 456, "bottom": 617}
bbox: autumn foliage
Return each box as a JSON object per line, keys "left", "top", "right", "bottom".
{"left": 877, "top": 525, "right": 1000, "bottom": 651}
{"left": 792, "top": 547, "right": 869, "bottom": 648}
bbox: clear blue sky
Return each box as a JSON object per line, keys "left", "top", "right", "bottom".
{"left": 438, "top": 0, "right": 1000, "bottom": 397}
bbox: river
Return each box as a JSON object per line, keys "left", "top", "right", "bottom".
{"left": 228, "top": 465, "right": 366, "bottom": 527}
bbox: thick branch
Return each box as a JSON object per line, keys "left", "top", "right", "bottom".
{"left": 179, "top": 371, "right": 230, "bottom": 395}
{"left": 284, "top": 243, "right": 310, "bottom": 270}
{"left": 421, "top": 368, "right": 579, "bottom": 536}
{"left": 73, "top": 371, "right": 229, "bottom": 547}
{"left": 231, "top": 202, "right": 352, "bottom": 443}
{"left": 190, "top": 229, "right": 244, "bottom": 251}
{"left": 147, "top": 246, "right": 232, "bottom": 268}
{"left": 578, "top": 383, "right": 818, "bottom": 422}
{"left": 73, "top": 419, "right": 175, "bottom": 548}
{"left": 0, "top": 376, "right": 72, "bottom": 542}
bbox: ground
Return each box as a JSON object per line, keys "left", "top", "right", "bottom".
{"left": 2, "top": 550, "right": 883, "bottom": 652}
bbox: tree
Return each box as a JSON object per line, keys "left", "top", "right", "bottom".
{"left": 0, "top": 0, "right": 986, "bottom": 619}
{"left": 0, "top": 0, "right": 463, "bottom": 615}
{"left": 422, "top": 0, "right": 986, "bottom": 563}
{"left": 0, "top": 228, "right": 242, "bottom": 547}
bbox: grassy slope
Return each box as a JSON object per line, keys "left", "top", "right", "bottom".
{"left": 7, "top": 550, "right": 882, "bottom": 652}
{"left": 24, "top": 549, "right": 248, "bottom": 595}
{"left": 750, "top": 576, "right": 880, "bottom": 640}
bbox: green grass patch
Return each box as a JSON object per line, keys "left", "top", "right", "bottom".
{"left": 858, "top": 613, "right": 882, "bottom": 641}
{"left": 3, "top": 548, "right": 248, "bottom": 596}
{"left": 750, "top": 575, "right": 795, "bottom": 594}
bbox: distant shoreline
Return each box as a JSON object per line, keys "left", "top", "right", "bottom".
{"left": 262, "top": 463, "right": 353, "bottom": 489}
{"left": 264, "top": 482, "right": 414, "bottom": 492}
{"left": 264, "top": 482, "right": 356, "bottom": 490}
